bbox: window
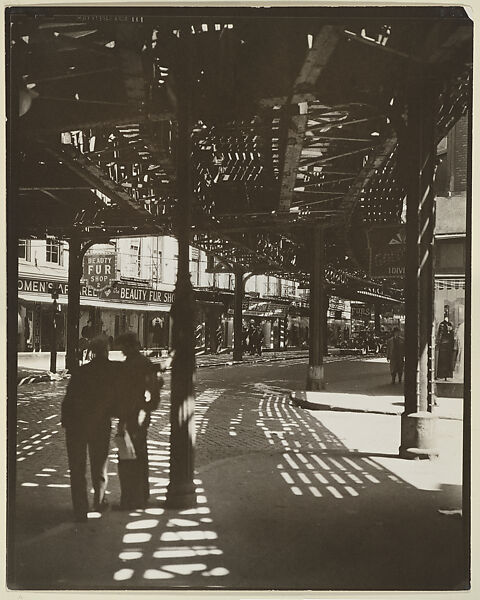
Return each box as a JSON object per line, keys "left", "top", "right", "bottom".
{"left": 46, "top": 238, "right": 61, "bottom": 264}
{"left": 18, "top": 239, "right": 31, "bottom": 261}
{"left": 152, "top": 250, "right": 163, "bottom": 283}
{"left": 137, "top": 241, "right": 142, "bottom": 277}
{"left": 435, "top": 238, "right": 465, "bottom": 275}
{"left": 190, "top": 247, "right": 201, "bottom": 285}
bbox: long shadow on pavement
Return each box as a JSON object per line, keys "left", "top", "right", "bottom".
{"left": 12, "top": 376, "right": 467, "bottom": 591}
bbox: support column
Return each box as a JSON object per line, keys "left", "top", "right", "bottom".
{"left": 66, "top": 235, "right": 82, "bottom": 373}
{"left": 49, "top": 293, "right": 58, "bottom": 373}
{"left": 399, "top": 75, "right": 438, "bottom": 459}
{"left": 233, "top": 269, "right": 245, "bottom": 361}
{"left": 307, "top": 227, "right": 325, "bottom": 391}
{"left": 374, "top": 303, "right": 381, "bottom": 336}
{"left": 323, "top": 293, "right": 329, "bottom": 356}
{"left": 165, "top": 30, "right": 197, "bottom": 509}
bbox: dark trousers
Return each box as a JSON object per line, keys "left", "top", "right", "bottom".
{"left": 65, "top": 424, "right": 111, "bottom": 519}
{"left": 118, "top": 424, "right": 150, "bottom": 509}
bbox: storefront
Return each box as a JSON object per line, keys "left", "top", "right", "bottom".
{"left": 242, "top": 299, "right": 290, "bottom": 350}
{"left": 350, "top": 303, "right": 373, "bottom": 339}
{"left": 327, "top": 296, "right": 351, "bottom": 346}
{"left": 18, "top": 276, "right": 173, "bottom": 352}
{"left": 285, "top": 301, "right": 309, "bottom": 348}
{"left": 193, "top": 287, "right": 234, "bottom": 353}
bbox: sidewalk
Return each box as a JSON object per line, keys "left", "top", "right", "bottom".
{"left": 11, "top": 357, "right": 466, "bottom": 591}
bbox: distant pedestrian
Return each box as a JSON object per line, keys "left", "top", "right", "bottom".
{"left": 61, "top": 336, "right": 116, "bottom": 522}
{"left": 113, "top": 332, "right": 162, "bottom": 510}
{"left": 242, "top": 325, "right": 249, "bottom": 352}
{"left": 247, "top": 322, "right": 256, "bottom": 355}
{"left": 80, "top": 319, "right": 94, "bottom": 363}
{"left": 386, "top": 327, "right": 404, "bottom": 384}
{"left": 253, "top": 324, "right": 264, "bottom": 356}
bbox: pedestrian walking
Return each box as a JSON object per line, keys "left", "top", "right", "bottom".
{"left": 254, "top": 324, "right": 264, "bottom": 356}
{"left": 386, "top": 327, "right": 404, "bottom": 384}
{"left": 61, "top": 336, "right": 116, "bottom": 522}
{"left": 80, "top": 319, "right": 94, "bottom": 363}
{"left": 113, "top": 332, "right": 162, "bottom": 510}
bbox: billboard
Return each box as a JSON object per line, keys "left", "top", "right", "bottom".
{"left": 368, "top": 225, "right": 405, "bottom": 279}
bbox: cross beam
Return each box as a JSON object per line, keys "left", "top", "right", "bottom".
{"left": 278, "top": 26, "right": 341, "bottom": 213}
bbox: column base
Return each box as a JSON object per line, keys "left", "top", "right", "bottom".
{"left": 399, "top": 411, "right": 439, "bottom": 460}
{"left": 306, "top": 365, "right": 325, "bottom": 391}
{"left": 164, "top": 481, "right": 198, "bottom": 509}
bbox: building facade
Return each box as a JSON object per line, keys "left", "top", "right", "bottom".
{"left": 17, "top": 235, "right": 303, "bottom": 354}
{"left": 433, "top": 115, "right": 467, "bottom": 381}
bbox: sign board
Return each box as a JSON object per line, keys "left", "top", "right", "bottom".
{"left": 18, "top": 277, "right": 175, "bottom": 305}
{"left": 351, "top": 304, "right": 371, "bottom": 320}
{"left": 368, "top": 225, "right": 405, "bottom": 279}
{"left": 83, "top": 252, "right": 116, "bottom": 291}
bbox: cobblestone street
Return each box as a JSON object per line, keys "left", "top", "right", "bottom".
{"left": 10, "top": 357, "right": 466, "bottom": 591}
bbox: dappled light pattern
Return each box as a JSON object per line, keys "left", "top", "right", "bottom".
{"left": 254, "top": 389, "right": 405, "bottom": 499}
{"left": 112, "top": 388, "right": 230, "bottom": 586}
{"left": 16, "top": 384, "right": 64, "bottom": 462}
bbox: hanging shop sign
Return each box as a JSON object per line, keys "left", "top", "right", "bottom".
{"left": 83, "top": 252, "right": 116, "bottom": 291}
{"left": 18, "top": 276, "right": 175, "bottom": 305}
{"left": 351, "top": 304, "right": 371, "bottom": 320}
{"left": 368, "top": 225, "right": 406, "bottom": 279}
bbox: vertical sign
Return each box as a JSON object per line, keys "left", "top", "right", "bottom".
{"left": 83, "top": 253, "right": 116, "bottom": 291}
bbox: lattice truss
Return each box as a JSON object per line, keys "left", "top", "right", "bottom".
{"left": 13, "top": 11, "right": 472, "bottom": 291}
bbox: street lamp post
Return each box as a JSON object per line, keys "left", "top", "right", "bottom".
{"left": 50, "top": 284, "right": 60, "bottom": 373}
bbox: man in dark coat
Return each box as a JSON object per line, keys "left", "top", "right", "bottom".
{"left": 61, "top": 336, "right": 115, "bottom": 522}
{"left": 114, "top": 332, "right": 162, "bottom": 510}
{"left": 386, "top": 327, "right": 405, "bottom": 384}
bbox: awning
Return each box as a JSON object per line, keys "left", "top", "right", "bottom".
{"left": 18, "top": 293, "right": 171, "bottom": 312}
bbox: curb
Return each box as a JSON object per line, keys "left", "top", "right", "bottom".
{"left": 290, "top": 391, "right": 400, "bottom": 416}
{"left": 17, "top": 351, "right": 376, "bottom": 386}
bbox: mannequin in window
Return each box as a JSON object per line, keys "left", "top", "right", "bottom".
{"left": 436, "top": 317, "right": 454, "bottom": 380}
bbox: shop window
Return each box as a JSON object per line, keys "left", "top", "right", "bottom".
{"left": 46, "top": 238, "right": 62, "bottom": 264}
{"left": 435, "top": 238, "right": 465, "bottom": 275}
{"left": 18, "top": 239, "right": 31, "bottom": 261}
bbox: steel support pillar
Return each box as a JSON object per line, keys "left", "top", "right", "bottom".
{"left": 65, "top": 235, "right": 82, "bottom": 373}
{"left": 49, "top": 295, "right": 58, "bottom": 373}
{"left": 399, "top": 76, "right": 438, "bottom": 459}
{"left": 323, "top": 293, "right": 329, "bottom": 356}
{"left": 374, "top": 303, "right": 381, "bottom": 336}
{"left": 165, "top": 31, "right": 197, "bottom": 509}
{"left": 233, "top": 269, "right": 245, "bottom": 361}
{"left": 307, "top": 227, "right": 325, "bottom": 390}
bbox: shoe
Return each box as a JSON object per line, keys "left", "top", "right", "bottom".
{"left": 94, "top": 500, "right": 110, "bottom": 513}
{"left": 74, "top": 513, "right": 88, "bottom": 523}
